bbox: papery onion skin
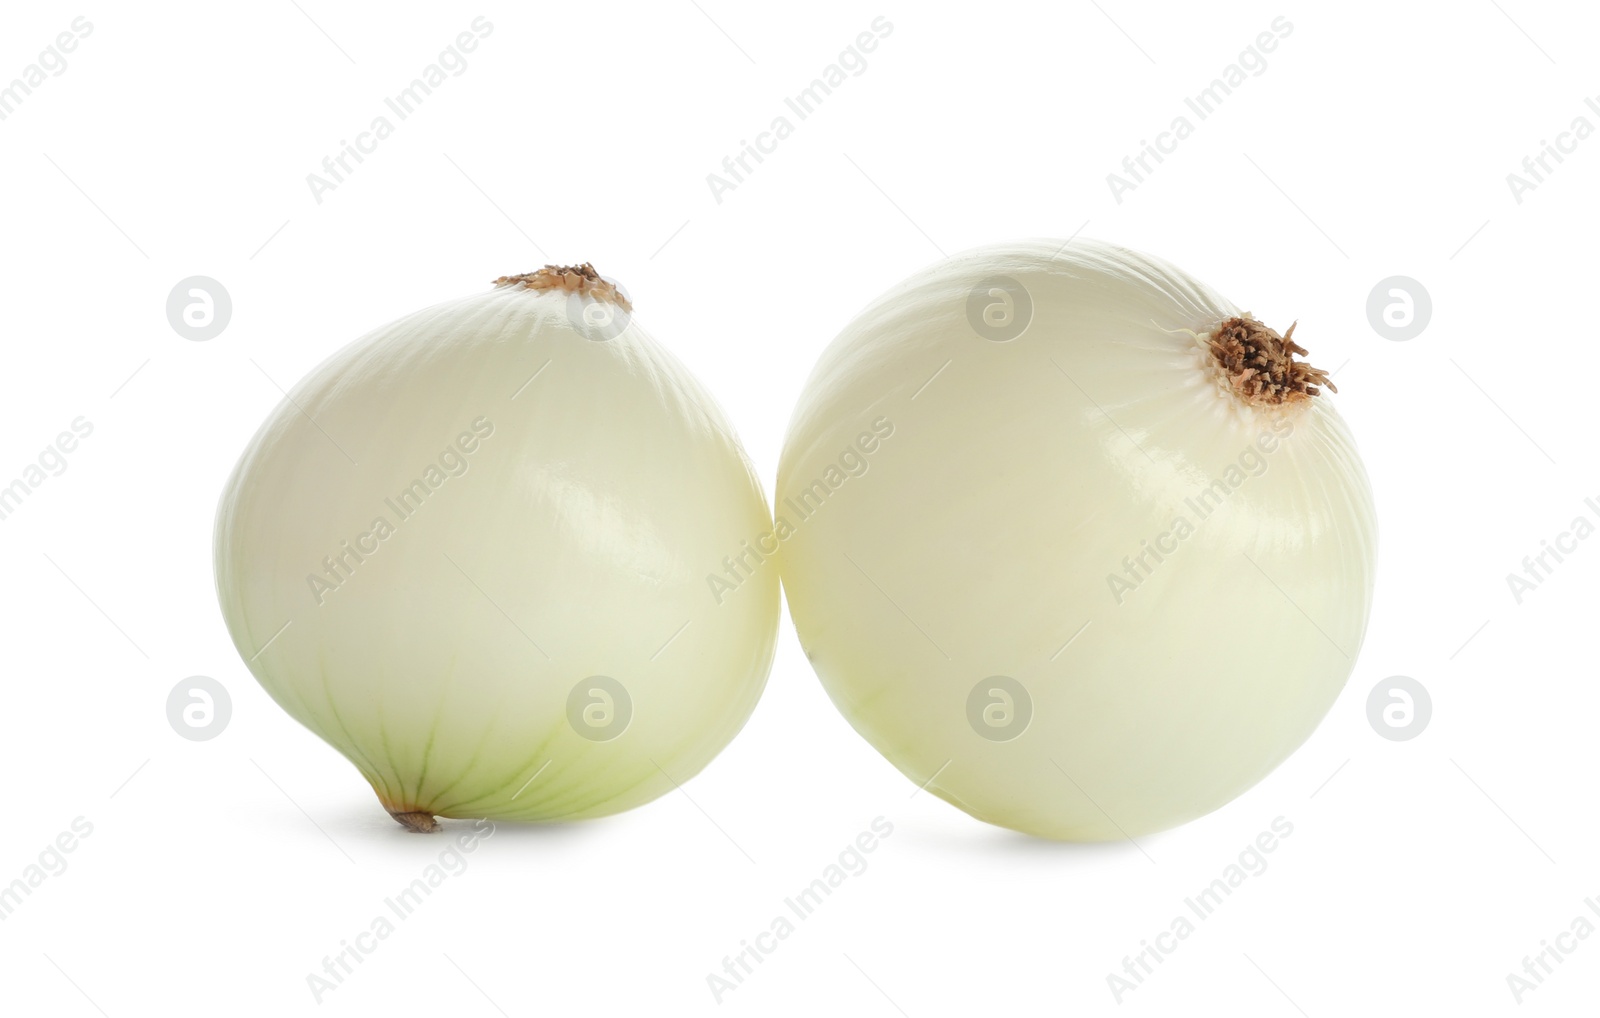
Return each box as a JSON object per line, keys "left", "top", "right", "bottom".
{"left": 778, "top": 239, "right": 1376, "bottom": 841}
{"left": 216, "top": 267, "right": 778, "bottom": 830}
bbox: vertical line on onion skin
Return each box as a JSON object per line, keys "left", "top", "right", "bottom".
{"left": 525, "top": 765, "right": 662, "bottom": 822}
{"left": 315, "top": 655, "right": 400, "bottom": 806}
{"left": 413, "top": 717, "right": 438, "bottom": 811}
{"left": 376, "top": 703, "right": 408, "bottom": 809}
{"left": 517, "top": 751, "right": 654, "bottom": 820}
{"left": 422, "top": 708, "right": 505, "bottom": 812}
{"left": 432, "top": 718, "right": 570, "bottom": 817}
{"left": 410, "top": 657, "right": 457, "bottom": 809}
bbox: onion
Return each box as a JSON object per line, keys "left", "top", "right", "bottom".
{"left": 216, "top": 265, "right": 778, "bottom": 831}
{"left": 778, "top": 239, "right": 1377, "bottom": 840}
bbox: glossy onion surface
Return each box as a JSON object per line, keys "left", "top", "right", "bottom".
{"left": 779, "top": 240, "right": 1376, "bottom": 840}
{"left": 217, "top": 281, "right": 778, "bottom": 824}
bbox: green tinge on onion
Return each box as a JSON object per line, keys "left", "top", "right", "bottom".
{"left": 216, "top": 265, "right": 778, "bottom": 831}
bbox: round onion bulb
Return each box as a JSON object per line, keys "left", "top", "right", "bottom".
{"left": 215, "top": 265, "right": 778, "bottom": 832}
{"left": 777, "top": 239, "right": 1376, "bottom": 841}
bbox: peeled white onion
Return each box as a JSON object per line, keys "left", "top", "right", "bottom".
{"left": 778, "top": 239, "right": 1376, "bottom": 840}
{"left": 216, "top": 265, "right": 778, "bottom": 831}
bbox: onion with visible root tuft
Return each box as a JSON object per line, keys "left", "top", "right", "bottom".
{"left": 216, "top": 265, "right": 778, "bottom": 832}
{"left": 778, "top": 239, "right": 1377, "bottom": 841}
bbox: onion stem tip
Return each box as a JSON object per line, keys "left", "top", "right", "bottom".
{"left": 1206, "top": 315, "right": 1335, "bottom": 404}
{"left": 389, "top": 810, "right": 441, "bottom": 833}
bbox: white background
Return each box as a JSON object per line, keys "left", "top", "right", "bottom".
{"left": 1, "top": 1, "right": 1596, "bottom": 1014}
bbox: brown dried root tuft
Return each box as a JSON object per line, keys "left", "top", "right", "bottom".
{"left": 494, "top": 263, "right": 632, "bottom": 312}
{"left": 1206, "top": 315, "right": 1335, "bottom": 406}
{"left": 388, "top": 810, "right": 441, "bottom": 833}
